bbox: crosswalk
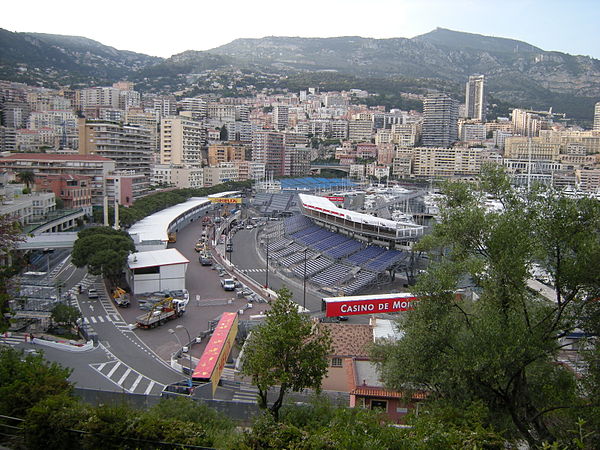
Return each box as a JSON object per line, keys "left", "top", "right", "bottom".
{"left": 72, "top": 275, "right": 131, "bottom": 332}
{"left": 0, "top": 333, "right": 32, "bottom": 347}
{"left": 82, "top": 314, "right": 123, "bottom": 325}
{"left": 232, "top": 384, "right": 259, "bottom": 403}
{"left": 241, "top": 268, "right": 266, "bottom": 273}
{"left": 90, "top": 352, "right": 164, "bottom": 395}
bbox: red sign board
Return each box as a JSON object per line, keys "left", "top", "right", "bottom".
{"left": 323, "top": 293, "right": 417, "bottom": 317}
{"left": 325, "top": 196, "right": 345, "bottom": 202}
{"left": 193, "top": 312, "right": 238, "bottom": 389}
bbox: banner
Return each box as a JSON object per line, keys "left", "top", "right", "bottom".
{"left": 323, "top": 294, "right": 417, "bottom": 317}
{"left": 210, "top": 198, "right": 242, "bottom": 204}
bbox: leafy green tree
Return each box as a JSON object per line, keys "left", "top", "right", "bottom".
{"left": 240, "top": 287, "right": 332, "bottom": 421}
{"left": 0, "top": 347, "right": 72, "bottom": 418}
{"left": 373, "top": 166, "right": 600, "bottom": 446}
{"left": 71, "top": 227, "right": 135, "bottom": 283}
{"left": 220, "top": 125, "right": 228, "bottom": 141}
{"left": 16, "top": 170, "right": 35, "bottom": 189}
{"left": 148, "top": 397, "right": 234, "bottom": 445}
{"left": 51, "top": 303, "right": 81, "bottom": 330}
{"left": 0, "top": 213, "right": 25, "bottom": 332}
{"left": 80, "top": 403, "right": 212, "bottom": 449}
{"left": 23, "top": 393, "right": 89, "bottom": 450}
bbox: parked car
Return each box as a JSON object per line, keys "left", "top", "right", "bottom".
{"left": 199, "top": 254, "right": 213, "bottom": 266}
{"left": 220, "top": 278, "right": 236, "bottom": 291}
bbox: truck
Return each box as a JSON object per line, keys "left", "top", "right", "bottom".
{"left": 112, "top": 287, "right": 130, "bottom": 307}
{"left": 136, "top": 297, "right": 186, "bottom": 329}
{"left": 221, "top": 278, "right": 236, "bottom": 291}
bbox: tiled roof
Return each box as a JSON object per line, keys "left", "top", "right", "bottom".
{"left": 320, "top": 323, "right": 373, "bottom": 357}
{"left": 351, "top": 386, "right": 427, "bottom": 400}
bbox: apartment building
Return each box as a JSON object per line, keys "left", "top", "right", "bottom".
{"left": 504, "top": 136, "right": 561, "bottom": 160}
{"left": 78, "top": 118, "right": 152, "bottom": 200}
{"left": 151, "top": 164, "right": 204, "bottom": 189}
{"left": 0, "top": 153, "right": 114, "bottom": 205}
{"left": 80, "top": 87, "right": 121, "bottom": 109}
{"left": 412, "top": 146, "right": 482, "bottom": 177}
{"left": 35, "top": 174, "right": 92, "bottom": 214}
{"left": 160, "top": 116, "right": 205, "bottom": 167}
{"left": 126, "top": 108, "right": 160, "bottom": 154}
{"left": 207, "top": 143, "right": 247, "bottom": 166}
{"left": 153, "top": 96, "right": 178, "bottom": 118}
{"left": 348, "top": 119, "right": 374, "bottom": 142}
{"left": 465, "top": 75, "right": 486, "bottom": 122}
{"left": 252, "top": 130, "right": 285, "bottom": 176}
{"left": 283, "top": 145, "right": 311, "bottom": 177}
{"left": 422, "top": 93, "right": 458, "bottom": 148}
{"left": 203, "top": 163, "right": 238, "bottom": 187}
{"left": 391, "top": 123, "right": 420, "bottom": 147}
{"left": 273, "top": 105, "right": 289, "bottom": 131}
{"left": 377, "top": 143, "right": 395, "bottom": 165}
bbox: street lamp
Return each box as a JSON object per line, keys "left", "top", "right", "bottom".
{"left": 303, "top": 248, "right": 308, "bottom": 311}
{"left": 169, "top": 327, "right": 193, "bottom": 388}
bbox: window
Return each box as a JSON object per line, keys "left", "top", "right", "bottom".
{"left": 331, "top": 357, "right": 342, "bottom": 367}
{"left": 370, "top": 400, "right": 387, "bottom": 411}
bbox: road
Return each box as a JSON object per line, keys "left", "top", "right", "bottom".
{"left": 7, "top": 213, "right": 364, "bottom": 392}
{"left": 228, "top": 224, "right": 324, "bottom": 313}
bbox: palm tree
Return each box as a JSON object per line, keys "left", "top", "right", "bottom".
{"left": 16, "top": 171, "right": 35, "bottom": 190}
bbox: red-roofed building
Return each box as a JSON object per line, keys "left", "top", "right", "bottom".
{"left": 35, "top": 174, "right": 93, "bottom": 214}
{"left": 319, "top": 319, "right": 423, "bottom": 423}
{"left": 0, "top": 153, "right": 115, "bottom": 205}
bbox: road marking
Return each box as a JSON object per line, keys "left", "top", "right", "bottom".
{"left": 97, "top": 315, "right": 104, "bottom": 323}
{"left": 130, "top": 374, "right": 143, "bottom": 391}
{"left": 97, "top": 362, "right": 106, "bottom": 371}
{"left": 118, "top": 368, "right": 132, "bottom": 385}
{"left": 144, "top": 380, "right": 155, "bottom": 395}
{"left": 89, "top": 317, "right": 96, "bottom": 323}
{"left": 106, "top": 361, "right": 121, "bottom": 378}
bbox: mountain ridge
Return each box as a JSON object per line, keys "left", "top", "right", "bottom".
{"left": 1, "top": 27, "right": 598, "bottom": 121}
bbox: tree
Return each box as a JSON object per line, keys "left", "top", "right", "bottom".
{"left": 51, "top": 303, "right": 81, "bottom": 330}
{"left": 71, "top": 227, "right": 135, "bottom": 283}
{"left": 240, "top": 287, "right": 332, "bottom": 421}
{"left": 219, "top": 126, "right": 228, "bottom": 141}
{"left": 0, "top": 213, "right": 25, "bottom": 333}
{"left": 16, "top": 170, "right": 35, "bottom": 190}
{"left": 373, "top": 166, "right": 600, "bottom": 447}
{"left": 0, "top": 347, "right": 72, "bottom": 418}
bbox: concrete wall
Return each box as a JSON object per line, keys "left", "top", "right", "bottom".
{"left": 130, "top": 263, "right": 187, "bottom": 294}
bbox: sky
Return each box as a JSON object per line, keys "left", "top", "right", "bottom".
{"left": 2, "top": 0, "right": 600, "bottom": 59}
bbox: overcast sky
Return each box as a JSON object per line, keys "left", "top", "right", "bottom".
{"left": 2, "top": 0, "right": 599, "bottom": 59}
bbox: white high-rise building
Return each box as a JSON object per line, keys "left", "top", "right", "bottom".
{"left": 160, "top": 116, "right": 205, "bottom": 167}
{"left": 594, "top": 102, "right": 600, "bottom": 131}
{"left": 273, "top": 105, "right": 289, "bottom": 131}
{"left": 465, "top": 75, "right": 486, "bottom": 122}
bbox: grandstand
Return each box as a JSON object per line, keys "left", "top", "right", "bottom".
{"left": 257, "top": 212, "right": 412, "bottom": 296}
{"left": 250, "top": 192, "right": 298, "bottom": 215}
